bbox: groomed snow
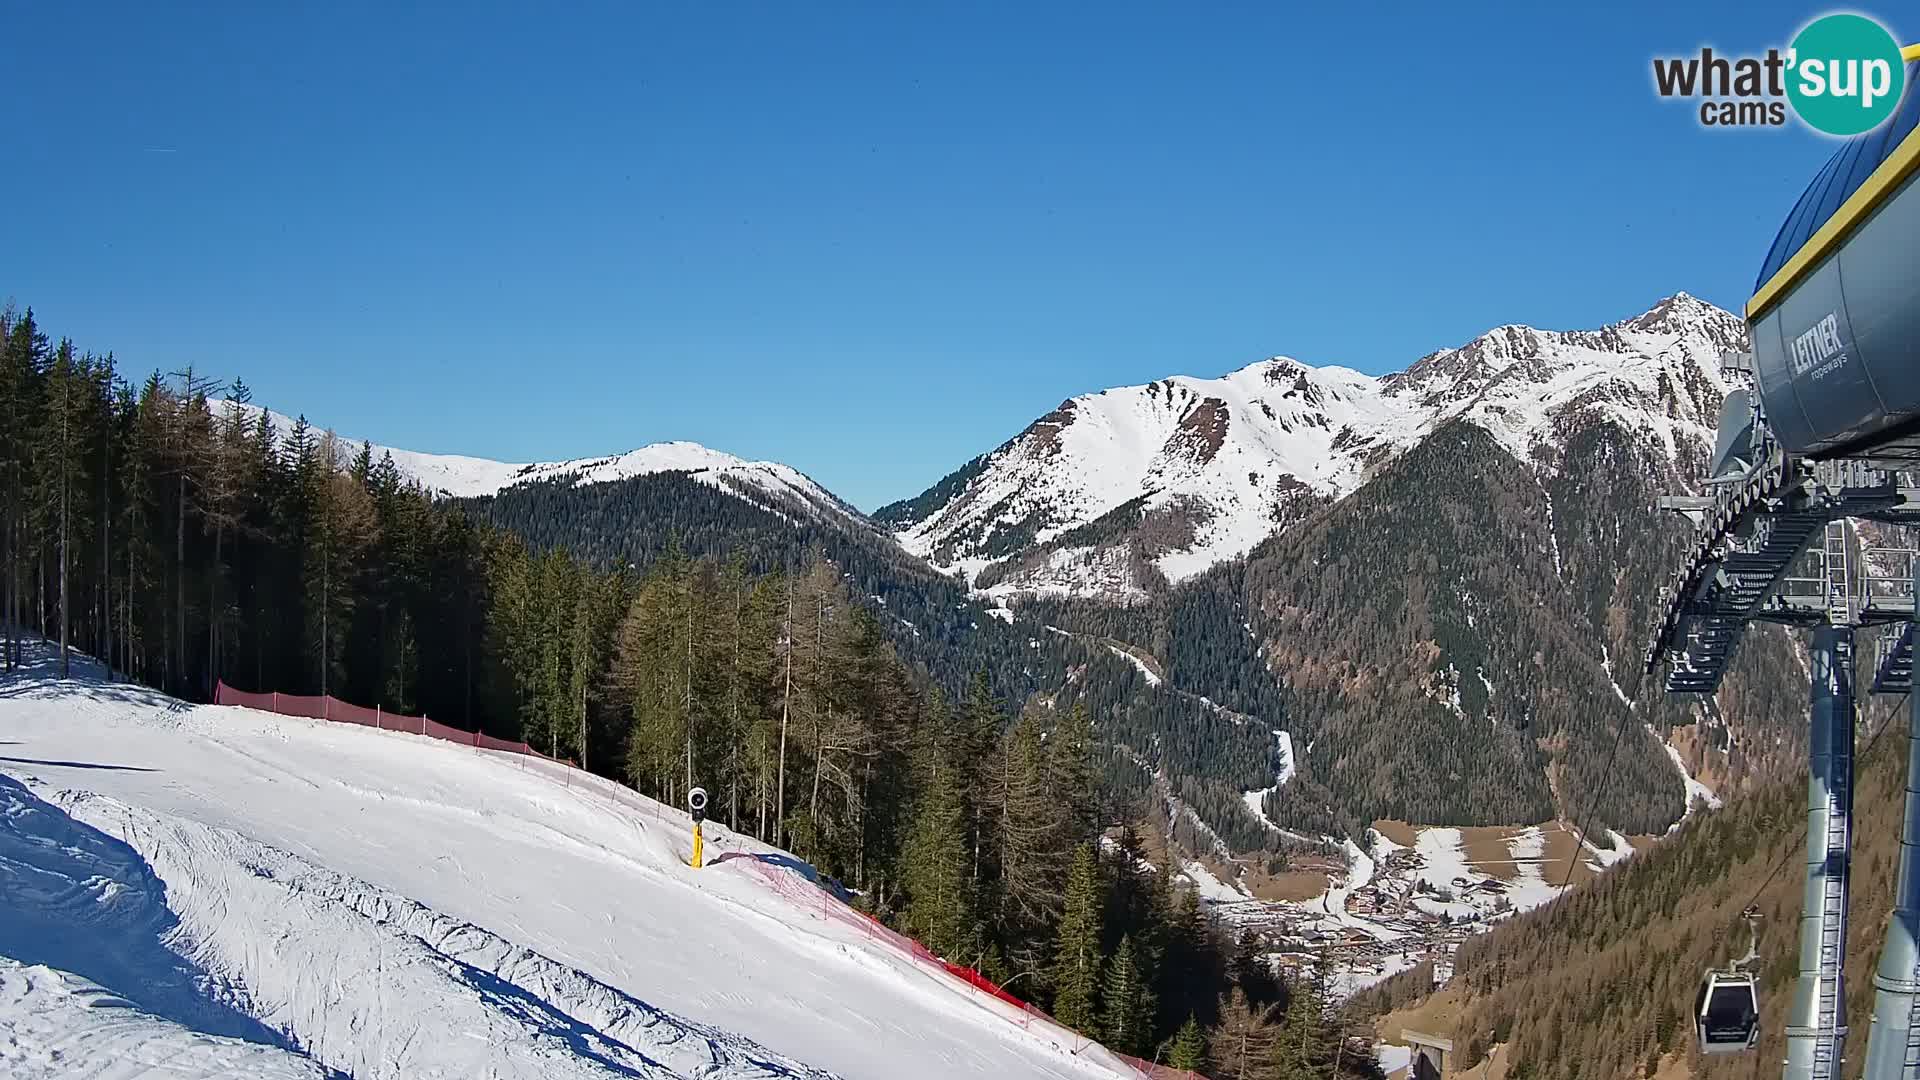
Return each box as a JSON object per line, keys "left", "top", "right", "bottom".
{"left": 0, "top": 957, "right": 330, "bottom": 1080}
{"left": 1501, "top": 826, "right": 1563, "bottom": 913}
{"left": 0, "top": 651, "right": 1145, "bottom": 1080}
{"left": 1273, "top": 731, "right": 1296, "bottom": 786}
{"left": 1411, "top": 828, "right": 1471, "bottom": 893}
{"left": 1240, "top": 788, "right": 1274, "bottom": 830}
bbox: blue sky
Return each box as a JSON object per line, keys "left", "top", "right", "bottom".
{"left": 2, "top": 3, "right": 1887, "bottom": 509}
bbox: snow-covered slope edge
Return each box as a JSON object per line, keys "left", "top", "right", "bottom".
{"left": 0, "top": 956, "right": 330, "bottom": 1080}
{"left": 0, "top": 651, "right": 1137, "bottom": 1080}
{"left": 222, "top": 401, "right": 869, "bottom": 531}
{"left": 883, "top": 293, "right": 1743, "bottom": 599}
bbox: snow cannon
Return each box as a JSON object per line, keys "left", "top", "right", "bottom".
{"left": 1747, "top": 60, "right": 1920, "bottom": 463}
{"left": 687, "top": 787, "right": 708, "bottom": 869}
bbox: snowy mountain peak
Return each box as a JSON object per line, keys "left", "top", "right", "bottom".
{"left": 1626, "top": 290, "right": 1727, "bottom": 335}
{"left": 888, "top": 294, "right": 1743, "bottom": 600}
{"left": 223, "top": 402, "right": 866, "bottom": 529}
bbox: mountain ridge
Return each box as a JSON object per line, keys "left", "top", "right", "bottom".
{"left": 223, "top": 400, "right": 869, "bottom": 532}
{"left": 883, "top": 292, "right": 1743, "bottom": 602}
{"left": 223, "top": 293, "right": 1778, "bottom": 848}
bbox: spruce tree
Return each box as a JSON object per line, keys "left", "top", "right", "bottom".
{"left": 1050, "top": 699, "right": 1098, "bottom": 840}
{"left": 35, "top": 341, "right": 92, "bottom": 678}
{"left": 1049, "top": 843, "right": 1104, "bottom": 1033}
{"left": 960, "top": 669, "right": 999, "bottom": 888}
{"left": 1271, "top": 970, "right": 1335, "bottom": 1080}
{"left": 1231, "top": 929, "right": 1282, "bottom": 1007}
{"left": 901, "top": 699, "right": 978, "bottom": 960}
{"left": 1099, "top": 933, "right": 1153, "bottom": 1056}
{"left": 992, "top": 708, "right": 1069, "bottom": 954}
{"left": 1168, "top": 1014, "right": 1206, "bottom": 1070}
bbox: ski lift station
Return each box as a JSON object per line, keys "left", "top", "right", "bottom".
{"left": 1646, "top": 48, "right": 1920, "bottom": 1079}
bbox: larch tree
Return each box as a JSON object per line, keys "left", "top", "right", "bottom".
{"left": 1206, "top": 987, "right": 1280, "bottom": 1080}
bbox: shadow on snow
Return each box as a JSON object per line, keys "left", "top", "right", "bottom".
{"left": 0, "top": 774, "right": 317, "bottom": 1062}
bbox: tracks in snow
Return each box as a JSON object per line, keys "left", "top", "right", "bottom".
{"left": 2, "top": 773, "right": 836, "bottom": 1080}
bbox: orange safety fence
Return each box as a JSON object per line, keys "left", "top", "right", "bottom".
{"left": 213, "top": 680, "right": 1201, "bottom": 1080}
{"left": 214, "top": 681, "right": 575, "bottom": 767}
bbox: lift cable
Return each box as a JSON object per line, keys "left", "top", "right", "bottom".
{"left": 1557, "top": 707, "right": 1636, "bottom": 893}
{"left": 1736, "top": 691, "right": 1909, "bottom": 916}
{"left": 1557, "top": 691, "right": 1908, "bottom": 898}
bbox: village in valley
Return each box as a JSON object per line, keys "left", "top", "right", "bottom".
{"left": 1173, "top": 819, "right": 1645, "bottom": 999}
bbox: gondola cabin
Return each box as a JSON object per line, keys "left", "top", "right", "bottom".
{"left": 1696, "top": 971, "right": 1760, "bottom": 1054}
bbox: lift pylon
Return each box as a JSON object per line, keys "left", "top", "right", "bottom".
{"left": 1647, "top": 371, "right": 1920, "bottom": 1079}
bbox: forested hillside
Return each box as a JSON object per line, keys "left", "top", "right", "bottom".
{"left": 1357, "top": 691, "right": 1914, "bottom": 1080}
{"left": 465, "top": 473, "right": 1042, "bottom": 704}
{"left": 889, "top": 294, "right": 1814, "bottom": 840}
{"left": 479, "top": 376, "right": 1810, "bottom": 848}
{"left": 1036, "top": 407, "right": 1810, "bottom": 839}
{"left": 467, "top": 470, "right": 1291, "bottom": 856}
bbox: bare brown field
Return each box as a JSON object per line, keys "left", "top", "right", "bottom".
{"left": 1378, "top": 819, "right": 1660, "bottom": 890}
{"left": 1459, "top": 825, "right": 1530, "bottom": 883}
{"left": 1372, "top": 819, "right": 1418, "bottom": 848}
{"left": 1241, "top": 867, "right": 1329, "bottom": 902}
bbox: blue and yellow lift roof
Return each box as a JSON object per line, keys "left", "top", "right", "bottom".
{"left": 1750, "top": 46, "right": 1920, "bottom": 321}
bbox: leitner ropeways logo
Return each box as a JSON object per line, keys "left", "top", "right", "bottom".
{"left": 1790, "top": 312, "right": 1848, "bottom": 381}
{"left": 1653, "top": 12, "right": 1909, "bottom": 135}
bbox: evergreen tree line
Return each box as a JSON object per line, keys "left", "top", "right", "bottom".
{"left": 473, "top": 465, "right": 1293, "bottom": 856}
{"left": 1, "top": 307, "right": 493, "bottom": 710}
{"left": 1036, "top": 829, "right": 1383, "bottom": 1078}
{"left": 466, "top": 473, "right": 1046, "bottom": 706}
{"left": 593, "top": 552, "right": 1375, "bottom": 1073}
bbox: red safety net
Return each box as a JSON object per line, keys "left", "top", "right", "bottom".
{"left": 213, "top": 679, "right": 1198, "bottom": 1079}
{"left": 217, "top": 685, "right": 277, "bottom": 712}
{"left": 422, "top": 715, "right": 472, "bottom": 743}
{"left": 277, "top": 692, "right": 329, "bottom": 720}
{"left": 218, "top": 682, "right": 472, "bottom": 746}
{"left": 728, "top": 856, "right": 1203, "bottom": 1077}
{"left": 331, "top": 700, "right": 379, "bottom": 728}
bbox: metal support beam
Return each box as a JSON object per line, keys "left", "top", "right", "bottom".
{"left": 1864, "top": 578, "right": 1920, "bottom": 1077}
{"left": 1787, "top": 625, "right": 1857, "bottom": 1080}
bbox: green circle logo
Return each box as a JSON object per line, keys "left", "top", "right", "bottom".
{"left": 1787, "top": 14, "right": 1907, "bottom": 135}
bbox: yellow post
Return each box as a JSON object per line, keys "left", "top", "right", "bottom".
{"left": 687, "top": 785, "right": 708, "bottom": 868}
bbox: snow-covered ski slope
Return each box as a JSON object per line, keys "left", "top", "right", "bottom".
{"left": 0, "top": 651, "right": 1139, "bottom": 1080}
